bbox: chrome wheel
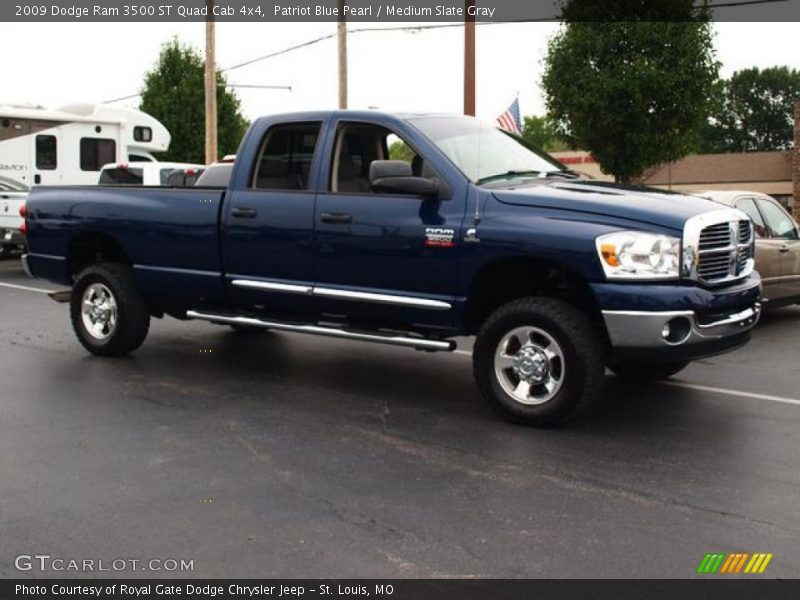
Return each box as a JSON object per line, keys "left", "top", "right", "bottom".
{"left": 81, "top": 283, "right": 118, "bottom": 340}
{"left": 494, "top": 326, "right": 565, "bottom": 405}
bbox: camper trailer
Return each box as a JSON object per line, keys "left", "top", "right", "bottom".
{"left": 0, "top": 103, "right": 170, "bottom": 186}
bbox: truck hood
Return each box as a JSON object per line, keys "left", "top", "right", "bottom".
{"left": 492, "top": 180, "right": 725, "bottom": 231}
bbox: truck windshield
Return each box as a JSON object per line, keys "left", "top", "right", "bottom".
{"left": 409, "top": 116, "right": 566, "bottom": 184}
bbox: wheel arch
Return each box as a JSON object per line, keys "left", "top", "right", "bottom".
{"left": 66, "top": 232, "right": 132, "bottom": 279}
{"left": 464, "top": 256, "right": 608, "bottom": 342}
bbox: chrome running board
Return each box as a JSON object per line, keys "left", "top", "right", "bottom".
{"left": 185, "top": 310, "right": 456, "bottom": 352}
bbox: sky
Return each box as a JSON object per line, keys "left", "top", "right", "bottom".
{"left": 2, "top": 22, "right": 799, "bottom": 123}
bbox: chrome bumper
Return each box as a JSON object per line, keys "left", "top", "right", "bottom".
{"left": 602, "top": 303, "right": 761, "bottom": 349}
{"left": 21, "top": 253, "right": 33, "bottom": 278}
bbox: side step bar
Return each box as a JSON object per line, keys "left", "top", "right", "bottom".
{"left": 185, "top": 310, "right": 456, "bottom": 352}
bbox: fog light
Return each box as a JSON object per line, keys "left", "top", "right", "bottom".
{"left": 661, "top": 317, "right": 692, "bottom": 345}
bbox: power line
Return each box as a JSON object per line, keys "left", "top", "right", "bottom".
{"left": 104, "top": 6, "right": 789, "bottom": 104}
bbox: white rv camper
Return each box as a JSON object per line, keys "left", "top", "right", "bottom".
{"left": 0, "top": 103, "right": 170, "bottom": 186}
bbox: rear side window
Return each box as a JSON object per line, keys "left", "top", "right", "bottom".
{"left": 36, "top": 135, "right": 57, "bottom": 170}
{"left": 735, "top": 198, "right": 768, "bottom": 238}
{"left": 252, "top": 123, "right": 321, "bottom": 191}
{"left": 80, "top": 138, "right": 117, "bottom": 171}
{"left": 99, "top": 168, "right": 143, "bottom": 185}
{"left": 196, "top": 164, "right": 233, "bottom": 188}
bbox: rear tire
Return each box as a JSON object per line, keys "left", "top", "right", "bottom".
{"left": 608, "top": 361, "right": 689, "bottom": 381}
{"left": 473, "top": 297, "right": 604, "bottom": 427}
{"left": 70, "top": 263, "right": 150, "bottom": 357}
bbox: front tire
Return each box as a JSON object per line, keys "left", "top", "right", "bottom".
{"left": 473, "top": 297, "right": 604, "bottom": 427}
{"left": 608, "top": 361, "right": 689, "bottom": 381}
{"left": 70, "top": 263, "right": 150, "bottom": 357}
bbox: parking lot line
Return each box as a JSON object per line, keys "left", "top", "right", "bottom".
{"left": 452, "top": 349, "right": 800, "bottom": 407}
{"left": 0, "top": 281, "right": 56, "bottom": 294}
{"left": 660, "top": 381, "right": 800, "bottom": 407}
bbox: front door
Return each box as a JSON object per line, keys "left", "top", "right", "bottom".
{"left": 757, "top": 197, "right": 800, "bottom": 301}
{"left": 223, "top": 121, "right": 323, "bottom": 319}
{"left": 313, "top": 119, "right": 464, "bottom": 332}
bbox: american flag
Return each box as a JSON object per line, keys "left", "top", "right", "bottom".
{"left": 496, "top": 97, "right": 522, "bottom": 135}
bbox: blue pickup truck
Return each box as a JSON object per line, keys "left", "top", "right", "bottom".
{"left": 22, "top": 111, "right": 761, "bottom": 426}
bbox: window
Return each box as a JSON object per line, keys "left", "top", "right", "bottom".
{"left": 758, "top": 199, "right": 799, "bottom": 240}
{"left": 197, "top": 164, "right": 233, "bottom": 188}
{"left": 735, "top": 198, "right": 768, "bottom": 238}
{"left": 98, "top": 167, "right": 143, "bottom": 185}
{"left": 80, "top": 138, "right": 117, "bottom": 171}
{"left": 330, "top": 123, "right": 431, "bottom": 194}
{"left": 252, "top": 123, "right": 321, "bottom": 190}
{"left": 160, "top": 169, "right": 175, "bottom": 186}
{"left": 129, "top": 154, "right": 154, "bottom": 162}
{"left": 134, "top": 126, "right": 152, "bottom": 142}
{"left": 36, "top": 135, "right": 57, "bottom": 170}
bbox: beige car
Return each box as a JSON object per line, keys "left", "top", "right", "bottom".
{"left": 693, "top": 191, "right": 800, "bottom": 307}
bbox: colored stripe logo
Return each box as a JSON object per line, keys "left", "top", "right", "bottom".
{"left": 697, "top": 552, "right": 773, "bottom": 574}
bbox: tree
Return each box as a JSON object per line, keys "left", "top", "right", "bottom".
{"left": 700, "top": 67, "right": 800, "bottom": 153}
{"left": 521, "top": 115, "right": 569, "bottom": 152}
{"left": 542, "top": 0, "right": 719, "bottom": 182}
{"left": 139, "top": 39, "right": 249, "bottom": 164}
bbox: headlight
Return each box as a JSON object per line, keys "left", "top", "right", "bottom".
{"left": 596, "top": 231, "right": 681, "bottom": 280}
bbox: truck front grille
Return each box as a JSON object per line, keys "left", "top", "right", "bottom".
{"left": 694, "top": 219, "right": 754, "bottom": 284}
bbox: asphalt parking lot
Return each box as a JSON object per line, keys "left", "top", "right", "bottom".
{"left": 1, "top": 256, "right": 799, "bottom": 579}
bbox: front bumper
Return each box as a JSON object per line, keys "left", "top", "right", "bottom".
{"left": 595, "top": 273, "right": 762, "bottom": 363}
{"left": 603, "top": 303, "right": 760, "bottom": 362}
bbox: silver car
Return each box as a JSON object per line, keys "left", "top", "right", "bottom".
{"left": 694, "top": 191, "right": 800, "bottom": 307}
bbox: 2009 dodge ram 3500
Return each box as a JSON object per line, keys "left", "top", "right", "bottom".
{"left": 22, "top": 111, "right": 762, "bottom": 426}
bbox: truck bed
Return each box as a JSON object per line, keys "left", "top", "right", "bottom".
{"left": 26, "top": 185, "right": 226, "bottom": 303}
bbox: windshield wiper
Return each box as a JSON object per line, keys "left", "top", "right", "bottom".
{"left": 542, "top": 170, "right": 580, "bottom": 180}
{"left": 477, "top": 170, "right": 541, "bottom": 184}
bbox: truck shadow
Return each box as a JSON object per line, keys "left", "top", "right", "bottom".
{"left": 110, "top": 325, "right": 741, "bottom": 440}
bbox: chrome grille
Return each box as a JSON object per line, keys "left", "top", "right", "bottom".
{"left": 692, "top": 217, "right": 754, "bottom": 285}
{"left": 698, "top": 222, "right": 732, "bottom": 251}
{"left": 738, "top": 220, "right": 752, "bottom": 245}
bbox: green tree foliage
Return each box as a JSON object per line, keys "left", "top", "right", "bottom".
{"left": 388, "top": 139, "right": 415, "bottom": 163}
{"left": 542, "top": 0, "right": 719, "bottom": 182}
{"left": 700, "top": 67, "right": 800, "bottom": 152}
{"left": 139, "top": 39, "right": 249, "bottom": 164}
{"left": 521, "top": 115, "right": 569, "bottom": 152}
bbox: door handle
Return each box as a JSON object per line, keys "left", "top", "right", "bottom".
{"left": 231, "top": 207, "right": 258, "bottom": 219}
{"left": 320, "top": 212, "right": 352, "bottom": 225}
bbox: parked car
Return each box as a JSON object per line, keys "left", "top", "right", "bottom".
{"left": 693, "top": 191, "right": 800, "bottom": 307}
{"left": 21, "top": 111, "right": 761, "bottom": 426}
{"left": 98, "top": 161, "right": 204, "bottom": 186}
{"left": 0, "top": 175, "right": 27, "bottom": 257}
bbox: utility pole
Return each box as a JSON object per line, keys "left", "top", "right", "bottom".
{"left": 204, "top": 0, "right": 218, "bottom": 164}
{"left": 464, "top": 0, "right": 476, "bottom": 116}
{"left": 337, "top": 0, "right": 348, "bottom": 109}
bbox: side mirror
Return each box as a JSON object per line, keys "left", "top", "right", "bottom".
{"left": 369, "top": 160, "right": 439, "bottom": 198}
